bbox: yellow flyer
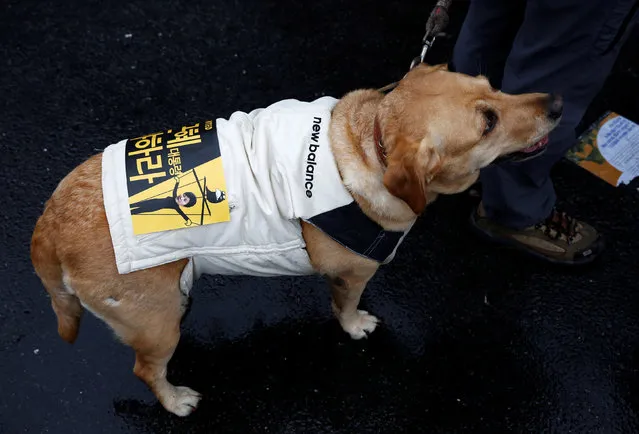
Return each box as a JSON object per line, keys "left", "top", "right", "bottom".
{"left": 566, "top": 112, "right": 639, "bottom": 186}
{"left": 125, "top": 120, "right": 230, "bottom": 235}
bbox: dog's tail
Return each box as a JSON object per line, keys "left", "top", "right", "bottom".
{"left": 31, "top": 208, "right": 83, "bottom": 344}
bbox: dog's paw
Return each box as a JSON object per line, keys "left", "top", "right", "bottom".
{"left": 163, "top": 386, "right": 202, "bottom": 417}
{"left": 341, "top": 310, "right": 379, "bottom": 340}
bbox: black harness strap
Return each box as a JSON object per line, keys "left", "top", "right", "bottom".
{"left": 306, "top": 202, "right": 405, "bottom": 263}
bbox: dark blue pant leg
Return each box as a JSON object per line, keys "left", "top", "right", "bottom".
{"left": 451, "top": 0, "right": 524, "bottom": 87}
{"left": 455, "top": 0, "right": 638, "bottom": 229}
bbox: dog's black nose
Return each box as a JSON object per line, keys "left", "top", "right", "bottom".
{"left": 547, "top": 93, "right": 563, "bottom": 121}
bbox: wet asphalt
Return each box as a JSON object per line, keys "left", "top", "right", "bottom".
{"left": 2, "top": 0, "right": 639, "bottom": 433}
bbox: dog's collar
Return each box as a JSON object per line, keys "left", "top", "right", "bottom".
{"left": 373, "top": 117, "right": 387, "bottom": 167}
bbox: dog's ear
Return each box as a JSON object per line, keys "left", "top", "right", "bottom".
{"left": 383, "top": 139, "right": 441, "bottom": 215}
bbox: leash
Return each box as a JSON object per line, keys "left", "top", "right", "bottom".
{"left": 377, "top": 0, "right": 452, "bottom": 94}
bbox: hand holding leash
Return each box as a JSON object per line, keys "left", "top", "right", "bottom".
{"left": 424, "top": 0, "right": 451, "bottom": 40}
{"left": 410, "top": 0, "right": 452, "bottom": 70}
{"left": 378, "top": 0, "right": 453, "bottom": 93}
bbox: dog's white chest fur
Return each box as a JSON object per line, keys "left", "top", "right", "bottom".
{"left": 101, "top": 97, "right": 353, "bottom": 291}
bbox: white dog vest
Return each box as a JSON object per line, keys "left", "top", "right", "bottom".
{"left": 102, "top": 97, "right": 409, "bottom": 293}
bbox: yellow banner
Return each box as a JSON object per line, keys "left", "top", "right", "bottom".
{"left": 125, "top": 121, "right": 230, "bottom": 235}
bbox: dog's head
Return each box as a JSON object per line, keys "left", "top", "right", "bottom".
{"left": 378, "top": 63, "right": 562, "bottom": 214}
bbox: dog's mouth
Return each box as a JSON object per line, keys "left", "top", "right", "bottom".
{"left": 492, "top": 135, "right": 549, "bottom": 164}
{"left": 521, "top": 135, "right": 549, "bottom": 155}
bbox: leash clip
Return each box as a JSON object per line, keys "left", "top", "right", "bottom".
{"left": 409, "top": 33, "right": 439, "bottom": 70}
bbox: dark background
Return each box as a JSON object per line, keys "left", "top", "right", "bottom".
{"left": 2, "top": 0, "right": 639, "bottom": 433}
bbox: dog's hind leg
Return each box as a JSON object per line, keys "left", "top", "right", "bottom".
{"left": 64, "top": 259, "right": 200, "bottom": 417}
{"left": 32, "top": 154, "right": 198, "bottom": 416}
{"left": 110, "top": 264, "right": 199, "bottom": 417}
{"left": 121, "top": 306, "right": 201, "bottom": 417}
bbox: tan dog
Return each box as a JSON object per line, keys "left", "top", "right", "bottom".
{"left": 30, "top": 64, "right": 561, "bottom": 416}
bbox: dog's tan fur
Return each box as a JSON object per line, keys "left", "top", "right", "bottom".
{"left": 31, "top": 64, "right": 558, "bottom": 416}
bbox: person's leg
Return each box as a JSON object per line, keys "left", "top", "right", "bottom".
{"left": 451, "top": 0, "right": 525, "bottom": 87}
{"left": 129, "top": 198, "right": 164, "bottom": 215}
{"left": 480, "top": 0, "right": 639, "bottom": 229}
{"left": 471, "top": 0, "right": 638, "bottom": 263}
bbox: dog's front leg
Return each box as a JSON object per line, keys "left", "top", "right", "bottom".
{"left": 328, "top": 269, "right": 379, "bottom": 339}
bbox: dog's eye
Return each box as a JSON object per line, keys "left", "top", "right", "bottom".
{"left": 483, "top": 110, "right": 498, "bottom": 136}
